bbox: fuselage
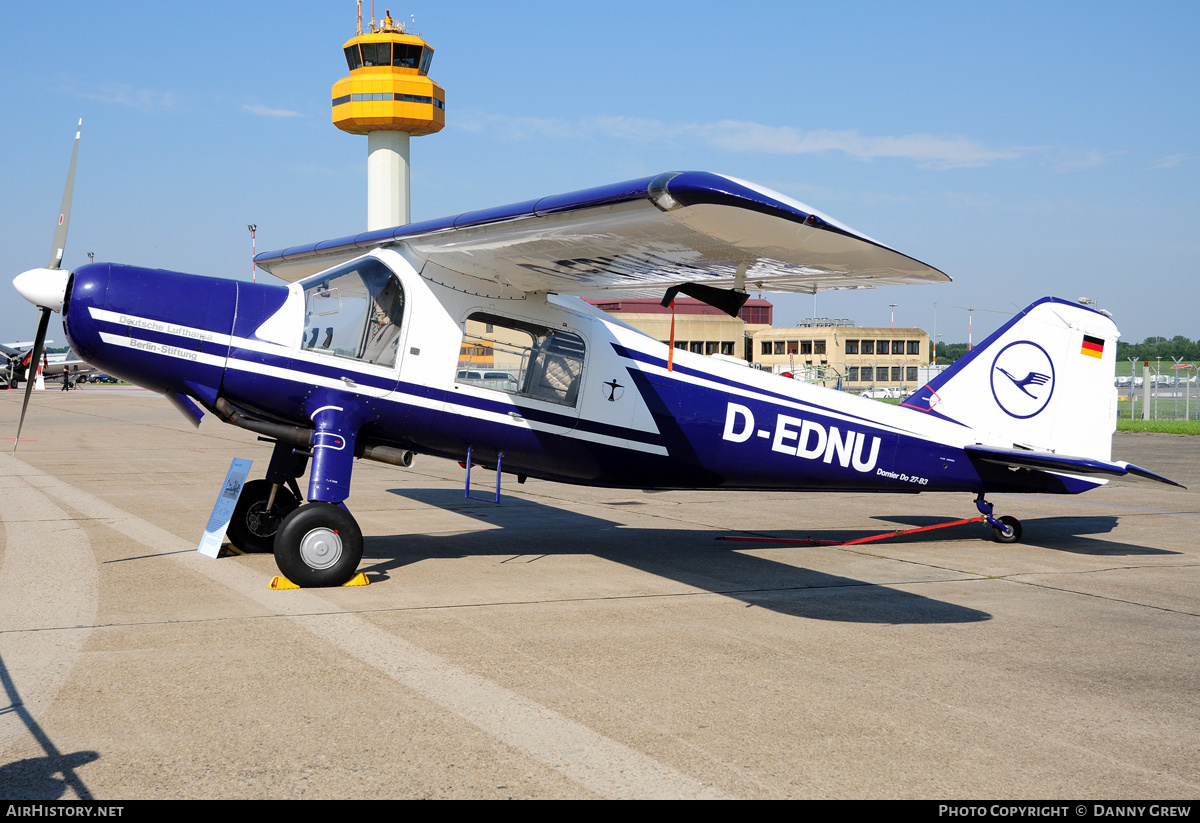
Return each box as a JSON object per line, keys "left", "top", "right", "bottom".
{"left": 61, "top": 250, "right": 1091, "bottom": 499}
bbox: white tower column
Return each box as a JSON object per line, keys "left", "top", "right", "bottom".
{"left": 367, "top": 130, "right": 411, "bottom": 230}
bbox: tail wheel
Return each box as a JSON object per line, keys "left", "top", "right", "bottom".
{"left": 991, "top": 515, "right": 1023, "bottom": 544}
{"left": 274, "top": 503, "right": 363, "bottom": 587}
{"left": 226, "top": 479, "right": 300, "bottom": 554}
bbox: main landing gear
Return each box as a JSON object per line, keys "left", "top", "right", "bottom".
{"left": 227, "top": 479, "right": 301, "bottom": 554}
{"left": 976, "top": 494, "right": 1023, "bottom": 544}
{"left": 273, "top": 502, "right": 364, "bottom": 588}
{"left": 226, "top": 407, "right": 370, "bottom": 587}
{"left": 226, "top": 479, "right": 365, "bottom": 587}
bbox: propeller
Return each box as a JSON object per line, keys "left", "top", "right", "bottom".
{"left": 12, "top": 119, "right": 81, "bottom": 454}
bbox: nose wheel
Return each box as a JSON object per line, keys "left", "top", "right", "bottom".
{"left": 273, "top": 502, "right": 363, "bottom": 587}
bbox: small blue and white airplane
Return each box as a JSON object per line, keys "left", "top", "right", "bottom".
{"left": 13, "top": 123, "right": 1180, "bottom": 586}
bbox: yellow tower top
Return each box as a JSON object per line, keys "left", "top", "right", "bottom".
{"left": 332, "top": 9, "right": 445, "bottom": 137}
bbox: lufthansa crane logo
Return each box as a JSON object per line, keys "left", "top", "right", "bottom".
{"left": 990, "top": 341, "right": 1055, "bottom": 418}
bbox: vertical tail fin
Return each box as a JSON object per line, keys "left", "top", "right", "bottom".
{"left": 903, "top": 298, "right": 1118, "bottom": 460}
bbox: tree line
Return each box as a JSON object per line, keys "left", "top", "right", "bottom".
{"left": 1116, "top": 336, "right": 1200, "bottom": 363}
{"left": 933, "top": 337, "right": 1199, "bottom": 366}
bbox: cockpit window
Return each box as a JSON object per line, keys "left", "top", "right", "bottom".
{"left": 300, "top": 258, "right": 404, "bottom": 368}
{"left": 457, "top": 312, "right": 585, "bottom": 406}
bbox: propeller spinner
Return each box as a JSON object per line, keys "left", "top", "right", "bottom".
{"left": 12, "top": 119, "right": 81, "bottom": 453}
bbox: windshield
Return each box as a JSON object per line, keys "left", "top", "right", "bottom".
{"left": 299, "top": 258, "right": 405, "bottom": 367}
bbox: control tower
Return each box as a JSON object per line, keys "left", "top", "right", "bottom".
{"left": 332, "top": 7, "right": 445, "bottom": 230}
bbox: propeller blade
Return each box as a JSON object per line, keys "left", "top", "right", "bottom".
{"left": 13, "top": 308, "right": 52, "bottom": 454}
{"left": 12, "top": 120, "right": 83, "bottom": 453}
{"left": 47, "top": 119, "right": 81, "bottom": 271}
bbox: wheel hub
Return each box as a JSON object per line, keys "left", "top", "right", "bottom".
{"left": 299, "top": 527, "right": 343, "bottom": 570}
{"left": 246, "top": 502, "right": 281, "bottom": 537}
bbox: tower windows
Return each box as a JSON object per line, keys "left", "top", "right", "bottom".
{"left": 343, "top": 41, "right": 434, "bottom": 74}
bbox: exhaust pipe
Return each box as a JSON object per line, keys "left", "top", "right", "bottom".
{"left": 361, "top": 444, "right": 415, "bottom": 468}
{"left": 213, "top": 397, "right": 312, "bottom": 447}
{"left": 214, "top": 399, "right": 414, "bottom": 468}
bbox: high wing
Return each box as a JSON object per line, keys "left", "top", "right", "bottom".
{"left": 254, "top": 171, "right": 950, "bottom": 295}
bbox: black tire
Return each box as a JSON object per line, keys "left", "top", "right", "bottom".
{"left": 274, "top": 503, "right": 363, "bottom": 587}
{"left": 227, "top": 479, "right": 300, "bottom": 554}
{"left": 991, "top": 515, "right": 1022, "bottom": 544}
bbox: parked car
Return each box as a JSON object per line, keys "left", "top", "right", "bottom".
{"left": 456, "top": 370, "right": 519, "bottom": 391}
{"left": 860, "top": 387, "right": 902, "bottom": 399}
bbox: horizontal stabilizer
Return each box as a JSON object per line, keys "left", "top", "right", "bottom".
{"left": 965, "top": 444, "right": 1185, "bottom": 488}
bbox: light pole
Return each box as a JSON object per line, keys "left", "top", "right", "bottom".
{"left": 247, "top": 224, "right": 257, "bottom": 283}
{"left": 1180, "top": 367, "right": 1190, "bottom": 422}
{"left": 889, "top": 301, "right": 897, "bottom": 329}
{"left": 1127, "top": 356, "right": 1138, "bottom": 420}
{"left": 932, "top": 302, "right": 938, "bottom": 365}
{"left": 1156, "top": 356, "right": 1162, "bottom": 419}
{"left": 954, "top": 305, "right": 1012, "bottom": 352}
{"left": 1172, "top": 357, "right": 1185, "bottom": 419}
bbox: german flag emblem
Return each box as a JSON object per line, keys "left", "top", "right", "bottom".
{"left": 1081, "top": 335, "right": 1105, "bottom": 359}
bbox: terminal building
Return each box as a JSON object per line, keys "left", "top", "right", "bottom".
{"left": 752, "top": 322, "right": 930, "bottom": 391}
{"left": 585, "top": 297, "right": 773, "bottom": 359}
{"left": 587, "top": 298, "right": 931, "bottom": 393}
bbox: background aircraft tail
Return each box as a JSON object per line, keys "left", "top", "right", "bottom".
{"left": 903, "top": 298, "right": 1119, "bottom": 460}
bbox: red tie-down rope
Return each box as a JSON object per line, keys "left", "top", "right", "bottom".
{"left": 717, "top": 516, "right": 988, "bottom": 546}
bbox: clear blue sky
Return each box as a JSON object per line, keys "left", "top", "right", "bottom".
{"left": 3, "top": 1, "right": 1196, "bottom": 346}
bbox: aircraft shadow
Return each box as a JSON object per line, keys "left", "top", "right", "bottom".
{"left": 371, "top": 489, "right": 991, "bottom": 625}
{"left": 866, "top": 514, "right": 1178, "bottom": 556}
{"left": 0, "top": 654, "right": 98, "bottom": 800}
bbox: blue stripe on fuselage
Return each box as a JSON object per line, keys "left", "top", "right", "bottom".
{"left": 614, "top": 350, "right": 1004, "bottom": 493}
{"left": 619, "top": 359, "right": 1096, "bottom": 494}
{"left": 224, "top": 344, "right": 664, "bottom": 446}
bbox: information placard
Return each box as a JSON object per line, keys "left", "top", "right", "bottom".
{"left": 197, "top": 458, "right": 253, "bottom": 558}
